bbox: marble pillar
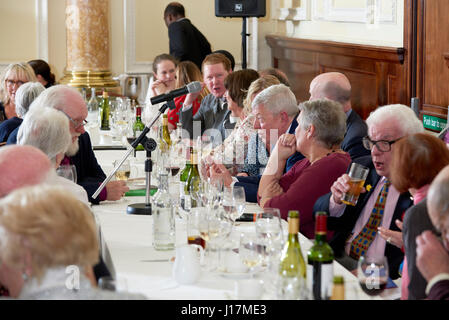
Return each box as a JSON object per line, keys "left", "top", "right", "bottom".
{"left": 60, "top": 0, "right": 120, "bottom": 94}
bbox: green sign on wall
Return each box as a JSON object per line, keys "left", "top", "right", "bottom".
{"left": 423, "top": 115, "right": 447, "bottom": 132}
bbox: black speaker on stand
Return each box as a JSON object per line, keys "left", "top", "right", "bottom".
{"left": 215, "top": 0, "right": 266, "bottom": 69}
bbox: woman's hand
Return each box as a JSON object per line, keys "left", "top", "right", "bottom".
{"left": 276, "top": 133, "right": 296, "bottom": 161}
{"left": 209, "top": 163, "right": 233, "bottom": 188}
{"left": 259, "top": 180, "right": 284, "bottom": 207}
{"left": 378, "top": 219, "right": 403, "bottom": 248}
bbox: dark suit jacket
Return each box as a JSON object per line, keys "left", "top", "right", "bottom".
{"left": 342, "top": 110, "right": 370, "bottom": 160}
{"left": 428, "top": 280, "right": 449, "bottom": 300}
{"left": 235, "top": 118, "right": 305, "bottom": 203}
{"left": 313, "top": 155, "right": 413, "bottom": 279}
{"left": 168, "top": 18, "right": 211, "bottom": 70}
{"left": 70, "top": 132, "right": 106, "bottom": 205}
{"left": 403, "top": 199, "right": 437, "bottom": 300}
{"left": 180, "top": 94, "right": 230, "bottom": 146}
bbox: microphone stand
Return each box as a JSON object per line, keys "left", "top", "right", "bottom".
{"left": 92, "top": 99, "right": 176, "bottom": 215}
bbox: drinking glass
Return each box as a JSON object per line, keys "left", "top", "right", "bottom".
{"left": 232, "top": 185, "right": 246, "bottom": 220}
{"left": 341, "top": 163, "right": 370, "bottom": 206}
{"left": 239, "top": 233, "right": 263, "bottom": 277}
{"left": 113, "top": 159, "right": 131, "bottom": 181}
{"left": 255, "top": 208, "right": 283, "bottom": 266}
{"left": 357, "top": 256, "right": 389, "bottom": 298}
{"left": 56, "top": 164, "right": 77, "bottom": 183}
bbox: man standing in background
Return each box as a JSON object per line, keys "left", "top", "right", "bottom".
{"left": 164, "top": 2, "right": 212, "bottom": 70}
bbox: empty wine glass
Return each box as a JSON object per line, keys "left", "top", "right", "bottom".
{"left": 232, "top": 185, "right": 246, "bottom": 220}
{"left": 255, "top": 208, "right": 283, "bottom": 266}
{"left": 357, "top": 255, "right": 389, "bottom": 298}
{"left": 56, "top": 164, "right": 77, "bottom": 183}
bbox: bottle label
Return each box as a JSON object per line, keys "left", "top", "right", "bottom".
{"left": 307, "top": 261, "right": 333, "bottom": 300}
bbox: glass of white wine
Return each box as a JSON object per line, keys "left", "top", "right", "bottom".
{"left": 113, "top": 159, "right": 131, "bottom": 181}
{"left": 239, "top": 233, "right": 263, "bottom": 277}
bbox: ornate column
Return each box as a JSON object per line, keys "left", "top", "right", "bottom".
{"left": 60, "top": 0, "right": 120, "bottom": 94}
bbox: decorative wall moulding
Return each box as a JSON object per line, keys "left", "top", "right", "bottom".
{"left": 323, "top": 0, "right": 375, "bottom": 24}
{"left": 124, "top": 0, "right": 152, "bottom": 74}
{"left": 276, "top": 0, "right": 311, "bottom": 21}
{"left": 374, "top": 0, "right": 397, "bottom": 24}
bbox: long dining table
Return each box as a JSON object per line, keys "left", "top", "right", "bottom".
{"left": 91, "top": 196, "right": 401, "bottom": 300}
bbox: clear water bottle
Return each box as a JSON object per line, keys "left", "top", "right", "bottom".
{"left": 87, "top": 87, "right": 99, "bottom": 127}
{"left": 152, "top": 173, "right": 175, "bottom": 251}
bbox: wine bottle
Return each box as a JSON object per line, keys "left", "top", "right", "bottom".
{"left": 132, "top": 105, "right": 145, "bottom": 151}
{"left": 185, "top": 148, "right": 200, "bottom": 208}
{"left": 179, "top": 147, "right": 192, "bottom": 210}
{"left": 279, "top": 210, "right": 306, "bottom": 278}
{"left": 307, "top": 211, "right": 334, "bottom": 300}
{"left": 159, "top": 114, "right": 172, "bottom": 153}
{"left": 330, "top": 276, "right": 345, "bottom": 300}
{"left": 100, "top": 90, "right": 110, "bottom": 130}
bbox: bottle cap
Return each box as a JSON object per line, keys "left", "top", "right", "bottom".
{"left": 315, "top": 211, "right": 328, "bottom": 235}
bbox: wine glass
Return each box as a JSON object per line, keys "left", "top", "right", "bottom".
{"left": 255, "top": 208, "right": 283, "bottom": 266}
{"left": 113, "top": 160, "right": 131, "bottom": 182}
{"left": 56, "top": 164, "right": 77, "bottom": 183}
{"left": 239, "top": 233, "right": 263, "bottom": 277}
{"left": 357, "top": 255, "right": 389, "bottom": 298}
{"left": 232, "top": 185, "right": 246, "bottom": 220}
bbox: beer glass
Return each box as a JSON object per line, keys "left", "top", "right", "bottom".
{"left": 341, "top": 163, "right": 369, "bottom": 206}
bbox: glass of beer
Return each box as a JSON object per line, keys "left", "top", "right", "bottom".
{"left": 113, "top": 159, "right": 131, "bottom": 181}
{"left": 341, "top": 163, "right": 369, "bottom": 206}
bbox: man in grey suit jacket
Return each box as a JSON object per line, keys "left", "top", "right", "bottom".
{"left": 180, "top": 53, "right": 232, "bottom": 147}
{"left": 309, "top": 72, "right": 370, "bottom": 161}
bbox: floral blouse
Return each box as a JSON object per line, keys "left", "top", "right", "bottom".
{"left": 241, "top": 131, "right": 269, "bottom": 176}
{"left": 203, "top": 114, "right": 256, "bottom": 176}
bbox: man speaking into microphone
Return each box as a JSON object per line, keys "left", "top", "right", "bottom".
{"left": 179, "top": 53, "right": 232, "bottom": 146}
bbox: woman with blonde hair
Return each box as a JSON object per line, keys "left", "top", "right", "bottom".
{"left": 0, "top": 185, "right": 144, "bottom": 299}
{"left": 0, "top": 62, "right": 37, "bottom": 123}
{"left": 167, "top": 60, "right": 208, "bottom": 131}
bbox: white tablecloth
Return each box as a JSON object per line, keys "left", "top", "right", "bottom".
{"left": 91, "top": 199, "right": 400, "bottom": 300}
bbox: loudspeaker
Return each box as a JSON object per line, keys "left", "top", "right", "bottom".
{"left": 215, "top": 0, "right": 266, "bottom": 18}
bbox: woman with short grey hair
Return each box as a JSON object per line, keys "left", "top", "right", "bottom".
{"left": 0, "top": 82, "right": 44, "bottom": 143}
{"left": 258, "top": 98, "right": 351, "bottom": 239}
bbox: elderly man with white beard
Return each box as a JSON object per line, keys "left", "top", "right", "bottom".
{"left": 29, "top": 85, "right": 128, "bottom": 204}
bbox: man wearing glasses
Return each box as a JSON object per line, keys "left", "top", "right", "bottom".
{"left": 29, "top": 85, "right": 129, "bottom": 204}
{"left": 314, "top": 104, "right": 424, "bottom": 279}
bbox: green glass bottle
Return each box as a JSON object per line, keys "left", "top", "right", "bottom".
{"left": 100, "top": 90, "right": 110, "bottom": 130}
{"left": 185, "top": 148, "right": 200, "bottom": 208}
{"left": 307, "top": 211, "right": 334, "bottom": 300}
{"left": 132, "top": 106, "right": 145, "bottom": 151}
{"left": 162, "top": 114, "right": 172, "bottom": 150}
{"left": 179, "top": 147, "right": 193, "bottom": 210}
{"left": 279, "top": 210, "right": 306, "bottom": 279}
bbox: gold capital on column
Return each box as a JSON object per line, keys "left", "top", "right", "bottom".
{"left": 60, "top": 0, "right": 120, "bottom": 94}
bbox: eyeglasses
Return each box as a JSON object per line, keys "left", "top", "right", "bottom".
{"left": 60, "top": 110, "right": 88, "bottom": 129}
{"left": 362, "top": 136, "right": 401, "bottom": 152}
{"left": 5, "top": 79, "right": 25, "bottom": 87}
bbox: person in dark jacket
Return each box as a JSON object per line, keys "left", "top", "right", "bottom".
{"left": 164, "top": 2, "right": 211, "bottom": 70}
{"left": 313, "top": 104, "right": 424, "bottom": 280}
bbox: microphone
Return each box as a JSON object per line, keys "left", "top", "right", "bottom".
{"left": 150, "top": 81, "right": 202, "bottom": 105}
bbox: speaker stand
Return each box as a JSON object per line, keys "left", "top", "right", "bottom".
{"left": 241, "top": 17, "right": 250, "bottom": 69}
